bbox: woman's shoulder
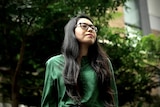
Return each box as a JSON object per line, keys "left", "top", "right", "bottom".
{"left": 46, "top": 54, "right": 64, "bottom": 65}
{"left": 45, "top": 54, "right": 65, "bottom": 79}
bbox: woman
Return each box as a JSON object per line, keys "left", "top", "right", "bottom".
{"left": 41, "top": 14, "right": 118, "bottom": 107}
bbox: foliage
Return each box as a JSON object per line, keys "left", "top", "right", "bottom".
{"left": 0, "top": 0, "right": 128, "bottom": 106}
{"left": 99, "top": 26, "right": 160, "bottom": 106}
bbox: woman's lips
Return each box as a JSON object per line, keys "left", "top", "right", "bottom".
{"left": 86, "top": 34, "right": 94, "bottom": 38}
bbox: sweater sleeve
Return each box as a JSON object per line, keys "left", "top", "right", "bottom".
{"left": 41, "top": 60, "right": 58, "bottom": 107}
{"left": 107, "top": 59, "right": 119, "bottom": 107}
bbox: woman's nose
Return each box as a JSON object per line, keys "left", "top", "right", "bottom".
{"left": 87, "top": 27, "right": 93, "bottom": 32}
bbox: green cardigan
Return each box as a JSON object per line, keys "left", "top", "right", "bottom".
{"left": 41, "top": 54, "right": 118, "bottom": 107}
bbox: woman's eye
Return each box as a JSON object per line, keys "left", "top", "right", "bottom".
{"left": 91, "top": 26, "right": 94, "bottom": 29}
{"left": 82, "top": 24, "right": 88, "bottom": 28}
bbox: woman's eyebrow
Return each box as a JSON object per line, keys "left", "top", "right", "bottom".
{"left": 78, "top": 22, "right": 94, "bottom": 25}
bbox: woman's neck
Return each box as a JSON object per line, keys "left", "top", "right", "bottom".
{"left": 77, "top": 44, "right": 89, "bottom": 63}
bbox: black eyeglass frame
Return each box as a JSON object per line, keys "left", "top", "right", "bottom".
{"left": 75, "top": 23, "right": 98, "bottom": 32}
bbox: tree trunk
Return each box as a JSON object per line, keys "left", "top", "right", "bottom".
{"left": 11, "top": 86, "right": 19, "bottom": 107}
{"left": 11, "top": 37, "right": 26, "bottom": 107}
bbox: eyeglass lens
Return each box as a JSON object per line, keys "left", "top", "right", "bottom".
{"left": 78, "top": 23, "right": 97, "bottom": 32}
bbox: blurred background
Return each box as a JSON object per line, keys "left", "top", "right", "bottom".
{"left": 0, "top": 0, "right": 160, "bottom": 107}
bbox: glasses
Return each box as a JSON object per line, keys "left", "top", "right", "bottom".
{"left": 76, "top": 23, "right": 98, "bottom": 32}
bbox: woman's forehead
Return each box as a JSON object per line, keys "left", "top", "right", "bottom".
{"left": 77, "top": 18, "right": 93, "bottom": 24}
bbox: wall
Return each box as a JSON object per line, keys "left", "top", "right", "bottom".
{"left": 147, "top": 0, "right": 160, "bottom": 35}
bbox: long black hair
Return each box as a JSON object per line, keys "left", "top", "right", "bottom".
{"left": 62, "top": 14, "right": 115, "bottom": 107}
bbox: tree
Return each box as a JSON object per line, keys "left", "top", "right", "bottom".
{"left": 99, "top": 25, "right": 160, "bottom": 106}
{"left": 0, "top": 0, "right": 127, "bottom": 107}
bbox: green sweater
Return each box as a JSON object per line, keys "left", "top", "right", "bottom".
{"left": 41, "top": 54, "right": 118, "bottom": 107}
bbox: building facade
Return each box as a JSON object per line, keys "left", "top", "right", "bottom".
{"left": 124, "top": 0, "right": 160, "bottom": 36}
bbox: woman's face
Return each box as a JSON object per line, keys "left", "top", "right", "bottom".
{"left": 75, "top": 18, "right": 97, "bottom": 46}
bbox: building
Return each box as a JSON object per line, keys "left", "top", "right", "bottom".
{"left": 124, "top": 0, "right": 160, "bottom": 36}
